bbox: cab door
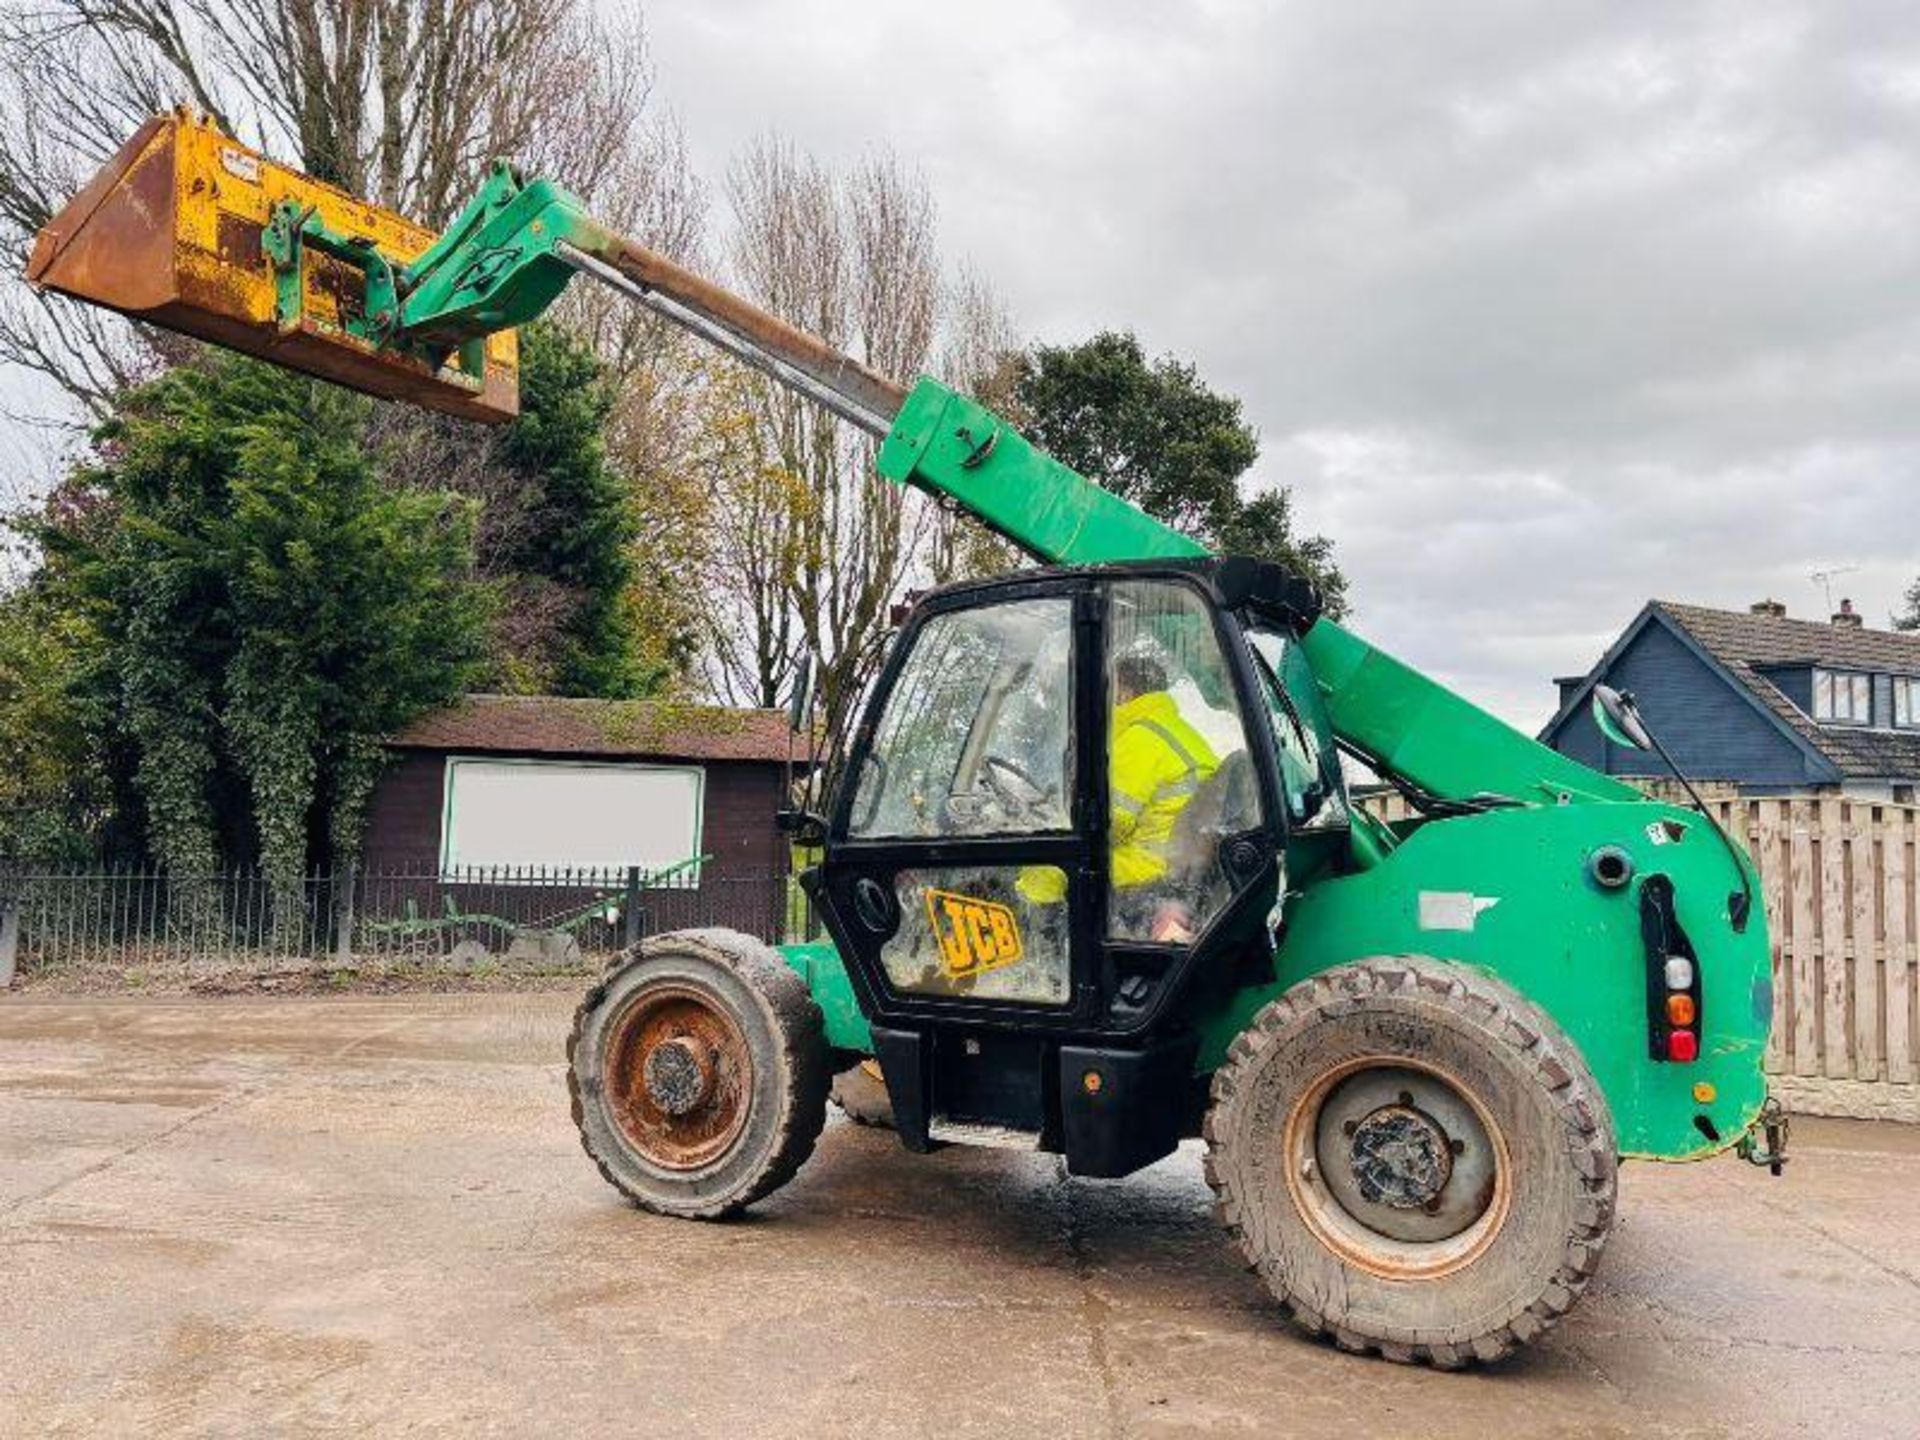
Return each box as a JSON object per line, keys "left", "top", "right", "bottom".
{"left": 817, "top": 576, "right": 1104, "bottom": 1029}
{"left": 1097, "top": 575, "right": 1281, "bottom": 1030}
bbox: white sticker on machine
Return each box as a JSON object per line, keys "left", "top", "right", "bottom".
{"left": 219, "top": 147, "right": 261, "bottom": 183}
{"left": 1418, "top": 891, "right": 1502, "bottom": 932}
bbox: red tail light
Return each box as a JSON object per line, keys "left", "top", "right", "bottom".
{"left": 1667, "top": 1030, "right": 1699, "bottom": 1063}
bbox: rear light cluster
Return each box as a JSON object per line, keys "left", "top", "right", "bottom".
{"left": 1638, "top": 875, "right": 1704, "bottom": 1065}
{"left": 1661, "top": 955, "right": 1700, "bottom": 1063}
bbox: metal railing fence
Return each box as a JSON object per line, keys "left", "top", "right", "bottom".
{"left": 0, "top": 862, "right": 819, "bottom": 976}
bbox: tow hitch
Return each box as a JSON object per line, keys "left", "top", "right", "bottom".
{"left": 1736, "top": 1096, "right": 1790, "bottom": 1176}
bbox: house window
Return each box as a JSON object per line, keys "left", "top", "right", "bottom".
{"left": 440, "top": 758, "right": 705, "bottom": 883}
{"left": 1895, "top": 676, "right": 1920, "bottom": 730}
{"left": 1814, "top": 669, "right": 1872, "bottom": 725}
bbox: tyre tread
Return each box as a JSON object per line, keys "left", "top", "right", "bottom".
{"left": 567, "top": 928, "right": 830, "bottom": 1220}
{"left": 1204, "top": 955, "right": 1617, "bottom": 1368}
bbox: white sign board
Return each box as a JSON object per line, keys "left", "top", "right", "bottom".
{"left": 441, "top": 758, "right": 704, "bottom": 879}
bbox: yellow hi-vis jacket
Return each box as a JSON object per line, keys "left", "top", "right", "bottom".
{"left": 1018, "top": 691, "right": 1219, "bottom": 904}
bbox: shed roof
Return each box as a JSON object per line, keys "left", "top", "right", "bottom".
{"left": 389, "top": 694, "right": 800, "bottom": 764}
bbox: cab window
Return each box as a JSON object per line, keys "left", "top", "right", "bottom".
{"left": 1104, "top": 580, "right": 1261, "bottom": 942}
{"left": 848, "top": 597, "right": 1074, "bottom": 839}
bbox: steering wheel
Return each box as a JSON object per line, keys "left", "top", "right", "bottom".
{"left": 981, "top": 755, "right": 1048, "bottom": 810}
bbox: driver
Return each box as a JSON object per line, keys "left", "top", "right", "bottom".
{"left": 1019, "top": 653, "right": 1219, "bottom": 941}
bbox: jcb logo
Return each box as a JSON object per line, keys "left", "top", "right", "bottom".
{"left": 926, "top": 889, "right": 1024, "bottom": 979}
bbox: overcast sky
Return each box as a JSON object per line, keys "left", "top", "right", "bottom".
{"left": 4, "top": 3, "right": 1914, "bottom": 729}
{"left": 643, "top": 0, "right": 1920, "bottom": 726}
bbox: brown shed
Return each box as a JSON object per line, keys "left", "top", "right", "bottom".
{"left": 364, "top": 695, "right": 800, "bottom": 882}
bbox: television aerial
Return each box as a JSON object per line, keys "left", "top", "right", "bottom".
{"left": 1809, "top": 565, "right": 1859, "bottom": 612}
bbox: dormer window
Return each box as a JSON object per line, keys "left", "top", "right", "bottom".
{"left": 1895, "top": 676, "right": 1920, "bottom": 729}
{"left": 1813, "top": 668, "right": 1871, "bottom": 725}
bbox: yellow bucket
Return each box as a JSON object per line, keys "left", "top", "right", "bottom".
{"left": 29, "top": 110, "right": 519, "bottom": 422}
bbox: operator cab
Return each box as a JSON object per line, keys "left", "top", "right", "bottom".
{"left": 807, "top": 557, "right": 1337, "bottom": 1175}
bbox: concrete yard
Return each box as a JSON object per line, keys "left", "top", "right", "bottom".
{"left": 1, "top": 994, "right": 1915, "bottom": 1438}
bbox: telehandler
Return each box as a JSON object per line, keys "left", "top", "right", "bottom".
{"left": 33, "top": 111, "right": 1786, "bottom": 1367}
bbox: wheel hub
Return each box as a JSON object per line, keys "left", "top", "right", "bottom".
{"left": 1307, "top": 1064, "right": 1502, "bottom": 1248}
{"left": 603, "top": 983, "right": 752, "bottom": 1172}
{"left": 642, "top": 1037, "right": 711, "bottom": 1116}
{"left": 1348, "top": 1104, "right": 1453, "bottom": 1210}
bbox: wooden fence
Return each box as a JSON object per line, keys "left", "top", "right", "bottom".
{"left": 1359, "top": 788, "right": 1919, "bottom": 1098}
{"left": 1716, "top": 796, "right": 1915, "bottom": 1087}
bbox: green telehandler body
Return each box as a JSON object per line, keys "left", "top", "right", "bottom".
{"left": 34, "top": 112, "right": 1784, "bottom": 1367}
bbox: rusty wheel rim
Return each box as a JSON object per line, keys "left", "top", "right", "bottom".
{"left": 603, "top": 982, "right": 753, "bottom": 1173}
{"left": 1282, "top": 1055, "right": 1512, "bottom": 1281}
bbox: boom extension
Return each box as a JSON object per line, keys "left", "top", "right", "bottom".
{"left": 383, "top": 148, "right": 908, "bottom": 433}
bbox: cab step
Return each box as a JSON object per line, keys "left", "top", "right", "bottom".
{"left": 927, "top": 1118, "right": 1043, "bottom": 1150}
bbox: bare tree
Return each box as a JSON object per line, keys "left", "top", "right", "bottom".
{"left": 926, "top": 261, "right": 1023, "bottom": 584}
{"left": 691, "top": 137, "right": 952, "bottom": 742}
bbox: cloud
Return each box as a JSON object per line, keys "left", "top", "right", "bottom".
{"left": 647, "top": 0, "right": 1920, "bottom": 724}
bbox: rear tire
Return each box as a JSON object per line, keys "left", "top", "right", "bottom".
{"left": 1204, "top": 956, "right": 1616, "bottom": 1367}
{"left": 569, "top": 929, "right": 830, "bottom": 1219}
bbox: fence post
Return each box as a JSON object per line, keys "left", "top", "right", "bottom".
{"left": 334, "top": 863, "right": 357, "bottom": 966}
{"left": 0, "top": 890, "right": 18, "bottom": 987}
{"left": 623, "top": 865, "right": 643, "bottom": 950}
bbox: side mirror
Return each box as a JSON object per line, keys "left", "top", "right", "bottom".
{"left": 780, "top": 655, "right": 830, "bottom": 844}
{"left": 786, "top": 654, "right": 813, "bottom": 733}
{"left": 774, "top": 808, "right": 827, "bottom": 846}
{"left": 1592, "top": 684, "right": 1654, "bottom": 752}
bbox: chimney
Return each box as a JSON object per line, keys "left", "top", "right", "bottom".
{"left": 1832, "top": 597, "right": 1864, "bottom": 629}
{"left": 1750, "top": 598, "right": 1786, "bottom": 618}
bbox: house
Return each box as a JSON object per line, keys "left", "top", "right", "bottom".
{"left": 1541, "top": 598, "right": 1920, "bottom": 801}
{"left": 362, "top": 694, "right": 803, "bottom": 878}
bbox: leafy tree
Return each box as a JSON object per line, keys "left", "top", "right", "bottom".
{"left": 1012, "top": 332, "right": 1347, "bottom": 614}
{"left": 1896, "top": 578, "right": 1919, "bottom": 632}
{"left": 368, "top": 324, "right": 674, "bottom": 699}
{"left": 0, "top": 583, "right": 108, "bottom": 859}
{"left": 31, "top": 355, "right": 490, "bottom": 910}
{"left": 492, "top": 323, "right": 653, "bottom": 698}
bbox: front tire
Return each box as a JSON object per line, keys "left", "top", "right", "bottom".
{"left": 569, "top": 929, "right": 830, "bottom": 1219}
{"left": 1204, "top": 956, "right": 1617, "bottom": 1367}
